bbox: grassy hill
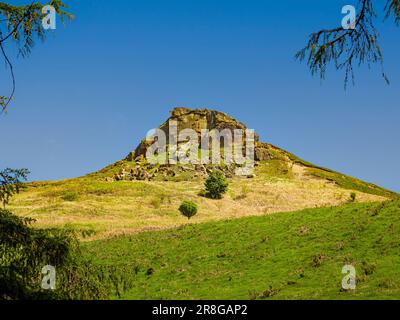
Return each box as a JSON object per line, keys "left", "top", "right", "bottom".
{"left": 82, "top": 199, "right": 400, "bottom": 300}
{"left": 7, "top": 106, "right": 398, "bottom": 299}
{"left": 9, "top": 154, "right": 394, "bottom": 240}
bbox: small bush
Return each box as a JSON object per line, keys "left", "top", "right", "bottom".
{"left": 62, "top": 191, "right": 78, "bottom": 202}
{"left": 179, "top": 200, "right": 198, "bottom": 220}
{"left": 350, "top": 192, "right": 357, "bottom": 202}
{"left": 205, "top": 171, "right": 228, "bottom": 199}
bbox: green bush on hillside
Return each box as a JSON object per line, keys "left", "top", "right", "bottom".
{"left": 179, "top": 201, "right": 198, "bottom": 220}
{"left": 205, "top": 171, "right": 228, "bottom": 199}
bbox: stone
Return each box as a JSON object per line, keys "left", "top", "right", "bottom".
{"left": 255, "top": 143, "right": 271, "bottom": 161}
{"left": 135, "top": 107, "right": 260, "bottom": 158}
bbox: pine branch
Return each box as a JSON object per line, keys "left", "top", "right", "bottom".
{"left": 296, "top": 0, "right": 398, "bottom": 88}
{"left": 0, "top": 1, "right": 73, "bottom": 113}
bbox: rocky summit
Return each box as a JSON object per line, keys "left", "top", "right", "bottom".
{"left": 129, "top": 107, "right": 275, "bottom": 159}
{"left": 109, "top": 107, "right": 280, "bottom": 182}
{"left": 94, "top": 107, "right": 394, "bottom": 204}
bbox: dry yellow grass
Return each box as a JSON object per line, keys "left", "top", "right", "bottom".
{"left": 9, "top": 162, "right": 387, "bottom": 241}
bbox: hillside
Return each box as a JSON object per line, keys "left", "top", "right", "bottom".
{"left": 9, "top": 108, "right": 397, "bottom": 240}
{"left": 82, "top": 199, "right": 400, "bottom": 299}
{"left": 7, "top": 107, "right": 400, "bottom": 300}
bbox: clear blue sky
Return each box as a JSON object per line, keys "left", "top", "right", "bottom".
{"left": 1, "top": 0, "right": 399, "bottom": 191}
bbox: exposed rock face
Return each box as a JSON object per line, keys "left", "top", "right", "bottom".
{"left": 107, "top": 107, "right": 275, "bottom": 182}
{"left": 163, "top": 107, "right": 249, "bottom": 138}
{"left": 254, "top": 142, "right": 272, "bottom": 162}
{"left": 112, "top": 162, "right": 239, "bottom": 182}
{"left": 131, "top": 107, "right": 259, "bottom": 159}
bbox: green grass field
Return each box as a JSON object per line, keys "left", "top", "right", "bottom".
{"left": 82, "top": 199, "right": 400, "bottom": 300}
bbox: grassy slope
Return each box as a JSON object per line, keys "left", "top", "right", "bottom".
{"left": 267, "top": 144, "right": 397, "bottom": 199}
{"left": 10, "top": 159, "right": 388, "bottom": 240}
{"left": 83, "top": 199, "right": 400, "bottom": 300}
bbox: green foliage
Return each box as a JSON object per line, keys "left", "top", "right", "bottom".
{"left": 0, "top": 209, "right": 72, "bottom": 299}
{"left": 179, "top": 200, "right": 198, "bottom": 220}
{"left": 0, "top": 209, "right": 111, "bottom": 300}
{"left": 0, "top": 1, "right": 73, "bottom": 56}
{"left": 205, "top": 171, "right": 228, "bottom": 199}
{"left": 0, "top": 168, "right": 108, "bottom": 300}
{"left": 350, "top": 192, "right": 357, "bottom": 202}
{"left": 0, "top": 168, "right": 29, "bottom": 208}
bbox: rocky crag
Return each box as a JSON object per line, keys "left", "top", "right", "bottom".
{"left": 107, "top": 107, "right": 290, "bottom": 182}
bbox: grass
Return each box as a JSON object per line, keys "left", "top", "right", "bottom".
{"left": 62, "top": 191, "right": 79, "bottom": 202}
{"left": 281, "top": 148, "right": 397, "bottom": 199}
{"left": 6, "top": 149, "right": 399, "bottom": 299}
{"left": 82, "top": 199, "right": 400, "bottom": 300}
{"left": 305, "top": 167, "right": 396, "bottom": 198}
{"left": 256, "top": 143, "right": 397, "bottom": 199}
{"left": 95, "top": 144, "right": 398, "bottom": 199}
{"left": 9, "top": 160, "right": 388, "bottom": 240}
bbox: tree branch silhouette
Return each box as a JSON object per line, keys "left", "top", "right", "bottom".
{"left": 0, "top": 1, "right": 72, "bottom": 113}
{"left": 296, "top": 0, "right": 399, "bottom": 88}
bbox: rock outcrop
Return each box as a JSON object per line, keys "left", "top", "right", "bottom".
{"left": 132, "top": 107, "right": 259, "bottom": 159}
{"left": 107, "top": 107, "right": 275, "bottom": 182}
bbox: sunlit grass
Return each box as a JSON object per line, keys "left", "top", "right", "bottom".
{"left": 82, "top": 199, "right": 400, "bottom": 300}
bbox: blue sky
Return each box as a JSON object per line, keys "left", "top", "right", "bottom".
{"left": 1, "top": 0, "right": 399, "bottom": 191}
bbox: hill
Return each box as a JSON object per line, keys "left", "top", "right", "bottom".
{"left": 9, "top": 107, "right": 397, "bottom": 240}
{"left": 82, "top": 199, "right": 400, "bottom": 299}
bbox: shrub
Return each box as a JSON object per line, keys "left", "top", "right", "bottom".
{"left": 350, "top": 192, "right": 357, "bottom": 202}
{"left": 205, "top": 171, "right": 228, "bottom": 199}
{"left": 179, "top": 201, "right": 198, "bottom": 220}
{"left": 62, "top": 191, "right": 78, "bottom": 202}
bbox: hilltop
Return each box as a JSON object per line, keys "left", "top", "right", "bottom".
{"left": 9, "top": 107, "right": 397, "bottom": 240}
{"left": 94, "top": 107, "right": 396, "bottom": 197}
